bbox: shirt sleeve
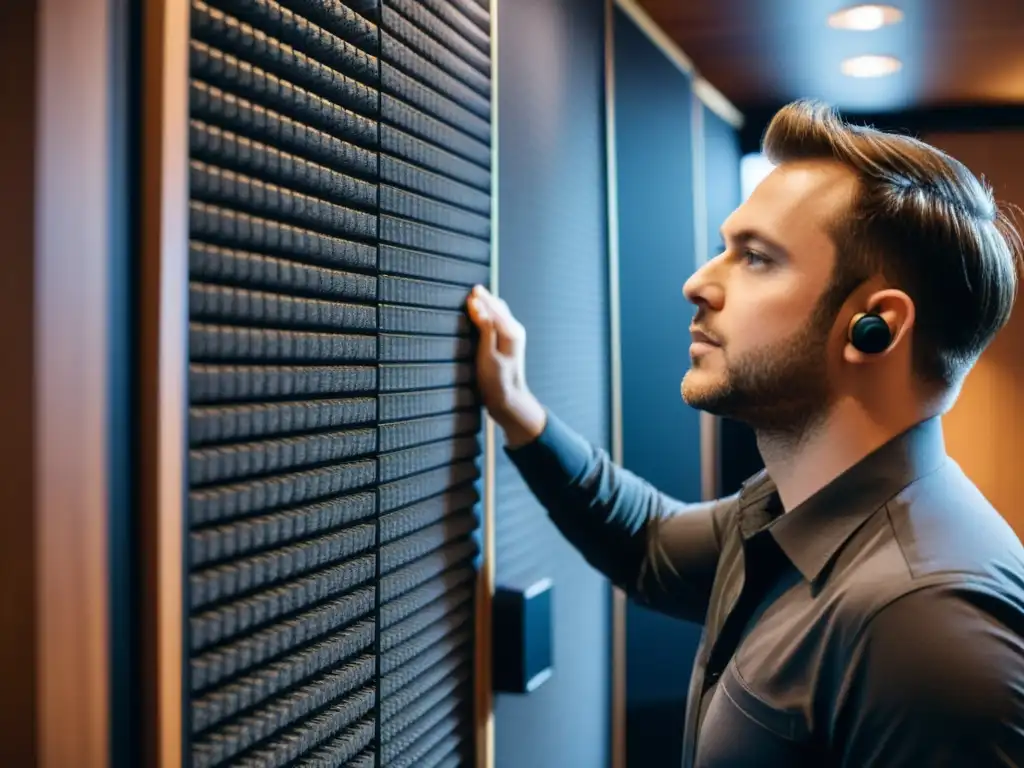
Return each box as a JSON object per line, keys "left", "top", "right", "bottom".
{"left": 505, "top": 409, "right": 732, "bottom": 623}
{"left": 832, "top": 584, "right": 1024, "bottom": 767}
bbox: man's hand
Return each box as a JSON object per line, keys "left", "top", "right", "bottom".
{"left": 466, "top": 285, "right": 547, "bottom": 448}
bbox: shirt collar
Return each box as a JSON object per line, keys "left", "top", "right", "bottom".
{"left": 736, "top": 416, "right": 949, "bottom": 583}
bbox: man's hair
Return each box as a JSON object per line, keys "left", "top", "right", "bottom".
{"left": 762, "top": 99, "right": 1023, "bottom": 390}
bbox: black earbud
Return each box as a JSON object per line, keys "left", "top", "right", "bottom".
{"left": 849, "top": 312, "right": 893, "bottom": 354}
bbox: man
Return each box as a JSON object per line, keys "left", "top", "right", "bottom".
{"left": 467, "top": 100, "right": 1024, "bottom": 766}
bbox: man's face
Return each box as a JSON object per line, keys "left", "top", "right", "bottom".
{"left": 681, "top": 159, "right": 861, "bottom": 436}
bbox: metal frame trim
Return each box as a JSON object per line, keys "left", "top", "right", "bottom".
{"left": 475, "top": 2, "right": 499, "bottom": 766}
{"left": 605, "top": 2, "right": 628, "bottom": 766}
{"left": 138, "top": 0, "right": 191, "bottom": 763}
{"left": 613, "top": 0, "right": 744, "bottom": 129}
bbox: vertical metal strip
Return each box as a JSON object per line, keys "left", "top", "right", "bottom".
{"left": 475, "top": 2, "right": 499, "bottom": 766}
{"left": 604, "top": 2, "right": 627, "bottom": 767}
{"left": 691, "top": 93, "right": 721, "bottom": 501}
{"left": 691, "top": 92, "right": 708, "bottom": 271}
{"left": 138, "top": 0, "right": 190, "bottom": 764}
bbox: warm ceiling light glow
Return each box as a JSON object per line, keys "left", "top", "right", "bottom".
{"left": 828, "top": 4, "right": 904, "bottom": 31}
{"left": 841, "top": 54, "right": 903, "bottom": 77}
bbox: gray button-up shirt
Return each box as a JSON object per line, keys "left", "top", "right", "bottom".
{"left": 507, "top": 412, "right": 1024, "bottom": 766}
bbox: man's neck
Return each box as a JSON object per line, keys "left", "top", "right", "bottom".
{"left": 756, "top": 398, "right": 933, "bottom": 512}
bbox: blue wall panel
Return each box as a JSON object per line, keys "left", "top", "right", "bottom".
{"left": 702, "top": 107, "right": 762, "bottom": 497}
{"left": 493, "top": 0, "right": 611, "bottom": 766}
{"left": 613, "top": 8, "right": 703, "bottom": 767}
{"left": 702, "top": 106, "right": 742, "bottom": 264}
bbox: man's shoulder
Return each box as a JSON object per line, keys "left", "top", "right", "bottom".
{"left": 886, "top": 458, "right": 1024, "bottom": 580}
{"left": 833, "top": 459, "right": 1024, "bottom": 634}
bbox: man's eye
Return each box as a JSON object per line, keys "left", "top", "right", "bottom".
{"left": 743, "top": 249, "right": 771, "bottom": 267}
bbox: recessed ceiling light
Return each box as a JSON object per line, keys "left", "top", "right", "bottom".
{"left": 829, "top": 4, "right": 904, "bottom": 31}
{"left": 841, "top": 54, "right": 903, "bottom": 77}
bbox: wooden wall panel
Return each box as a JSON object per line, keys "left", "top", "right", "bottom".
{"left": 0, "top": 1, "right": 41, "bottom": 760}
{"left": 36, "top": 0, "right": 114, "bottom": 758}
{"left": 0, "top": 0, "right": 116, "bottom": 764}
{"left": 924, "top": 131, "right": 1024, "bottom": 533}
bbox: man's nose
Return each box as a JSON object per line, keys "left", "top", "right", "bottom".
{"left": 683, "top": 257, "right": 724, "bottom": 309}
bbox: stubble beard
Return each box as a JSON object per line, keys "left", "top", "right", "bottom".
{"left": 681, "top": 310, "right": 838, "bottom": 442}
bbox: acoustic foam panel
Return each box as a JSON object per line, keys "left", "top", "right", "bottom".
{"left": 185, "top": 1, "right": 491, "bottom": 765}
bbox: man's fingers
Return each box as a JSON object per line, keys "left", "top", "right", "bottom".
{"left": 467, "top": 289, "right": 489, "bottom": 328}
{"left": 471, "top": 285, "right": 509, "bottom": 321}
{"left": 469, "top": 285, "right": 518, "bottom": 349}
{"left": 468, "top": 289, "right": 505, "bottom": 357}
{"left": 476, "top": 305, "right": 498, "bottom": 355}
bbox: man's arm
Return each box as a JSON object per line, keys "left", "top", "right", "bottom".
{"left": 831, "top": 585, "right": 1024, "bottom": 767}
{"left": 506, "top": 410, "right": 732, "bottom": 624}
{"left": 465, "top": 284, "right": 729, "bottom": 623}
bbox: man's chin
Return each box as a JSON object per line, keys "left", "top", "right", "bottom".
{"left": 680, "top": 373, "right": 732, "bottom": 413}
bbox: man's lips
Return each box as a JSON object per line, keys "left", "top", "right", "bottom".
{"left": 689, "top": 328, "right": 721, "bottom": 346}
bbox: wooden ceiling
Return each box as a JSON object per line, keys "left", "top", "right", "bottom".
{"left": 636, "top": 0, "right": 1024, "bottom": 114}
